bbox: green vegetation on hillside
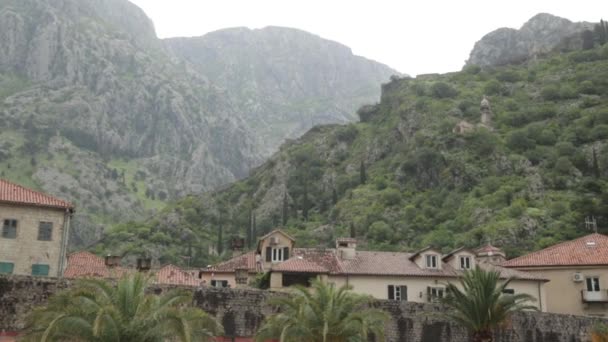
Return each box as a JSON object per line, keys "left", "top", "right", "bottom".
{"left": 100, "top": 43, "right": 608, "bottom": 267}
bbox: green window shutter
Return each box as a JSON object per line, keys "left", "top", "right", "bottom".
{"left": 0, "top": 262, "right": 14, "bottom": 274}
{"left": 32, "top": 264, "right": 50, "bottom": 276}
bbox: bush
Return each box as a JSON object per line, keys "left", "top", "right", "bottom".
{"left": 496, "top": 70, "right": 522, "bottom": 83}
{"left": 381, "top": 188, "right": 402, "bottom": 206}
{"left": 368, "top": 221, "right": 393, "bottom": 243}
{"left": 484, "top": 80, "right": 504, "bottom": 96}
{"left": 430, "top": 82, "right": 458, "bottom": 98}
{"left": 541, "top": 85, "right": 561, "bottom": 100}
{"left": 506, "top": 130, "right": 535, "bottom": 152}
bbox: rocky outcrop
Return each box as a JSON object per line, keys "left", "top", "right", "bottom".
{"left": 164, "top": 27, "right": 398, "bottom": 156}
{"left": 466, "top": 13, "right": 593, "bottom": 67}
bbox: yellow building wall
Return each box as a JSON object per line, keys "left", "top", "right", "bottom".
{"left": 514, "top": 266, "right": 608, "bottom": 316}
{"left": 327, "top": 275, "right": 545, "bottom": 310}
{"left": 0, "top": 203, "right": 68, "bottom": 277}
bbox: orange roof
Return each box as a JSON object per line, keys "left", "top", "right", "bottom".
{"left": 0, "top": 179, "right": 73, "bottom": 210}
{"left": 272, "top": 257, "right": 329, "bottom": 273}
{"left": 202, "top": 248, "right": 545, "bottom": 281}
{"left": 155, "top": 264, "right": 200, "bottom": 286}
{"left": 64, "top": 251, "right": 126, "bottom": 278}
{"left": 503, "top": 233, "right": 608, "bottom": 268}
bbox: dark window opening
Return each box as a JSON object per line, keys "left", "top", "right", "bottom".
{"left": 502, "top": 289, "right": 515, "bottom": 295}
{"left": 283, "top": 273, "right": 316, "bottom": 287}
{"left": 210, "top": 280, "right": 229, "bottom": 288}
{"left": 38, "top": 222, "right": 53, "bottom": 241}
{"left": 2, "top": 219, "right": 17, "bottom": 239}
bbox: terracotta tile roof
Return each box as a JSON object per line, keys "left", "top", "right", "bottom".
{"left": 502, "top": 233, "right": 608, "bottom": 268}
{"left": 0, "top": 179, "right": 73, "bottom": 210}
{"left": 272, "top": 257, "right": 329, "bottom": 273}
{"left": 477, "top": 244, "right": 505, "bottom": 255}
{"left": 64, "top": 251, "right": 126, "bottom": 278}
{"left": 155, "top": 264, "right": 200, "bottom": 286}
{"left": 339, "top": 251, "right": 458, "bottom": 277}
{"left": 202, "top": 251, "right": 259, "bottom": 273}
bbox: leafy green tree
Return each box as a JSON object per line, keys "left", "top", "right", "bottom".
{"left": 431, "top": 82, "right": 458, "bottom": 98}
{"left": 21, "top": 273, "right": 221, "bottom": 342}
{"left": 441, "top": 267, "right": 537, "bottom": 342}
{"left": 359, "top": 160, "right": 367, "bottom": 184}
{"left": 255, "top": 280, "right": 389, "bottom": 342}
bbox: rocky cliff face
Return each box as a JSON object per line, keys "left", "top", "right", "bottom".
{"left": 466, "top": 13, "right": 593, "bottom": 67}
{"left": 164, "top": 27, "right": 397, "bottom": 156}
{"left": 0, "top": 0, "right": 396, "bottom": 248}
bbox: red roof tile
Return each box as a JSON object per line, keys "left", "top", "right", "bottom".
{"left": 271, "top": 256, "right": 329, "bottom": 273}
{"left": 503, "top": 233, "right": 608, "bottom": 268}
{"left": 155, "top": 264, "right": 200, "bottom": 286}
{"left": 203, "top": 251, "right": 259, "bottom": 273}
{"left": 202, "top": 247, "right": 544, "bottom": 281}
{"left": 0, "top": 179, "right": 73, "bottom": 210}
{"left": 64, "top": 251, "right": 126, "bottom": 278}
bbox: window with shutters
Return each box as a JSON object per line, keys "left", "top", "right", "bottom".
{"left": 425, "top": 254, "right": 438, "bottom": 269}
{"left": 38, "top": 222, "right": 53, "bottom": 241}
{"left": 32, "top": 264, "right": 50, "bottom": 276}
{"left": 428, "top": 287, "right": 445, "bottom": 302}
{"left": 2, "top": 219, "right": 17, "bottom": 239}
{"left": 271, "top": 247, "right": 285, "bottom": 262}
{"left": 0, "top": 262, "right": 14, "bottom": 274}
{"left": 459, "top": 256, "right": 471, "bottom": 270}
{"left": 388, "top": 285, "right": 407, "bottom": 301}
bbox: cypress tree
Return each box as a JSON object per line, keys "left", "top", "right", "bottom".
{"left": 593, "top": 146, "right": 601, "bottom": 178}
{"left": 252, "top": 212, "right": 257, "bottom": 246}
{"left": 282, "top": 192, "right": 289, "bottom": 226}
{"left": 332, "top": 186, "right": 338, "bottom": 205}
{"left": 582, "top": 30, "right": 594, "bottom": 50}
{"left": 360, "top": 160, "right": 367, "bottom": 184}
{"left": 246, "top": 208, "right": 253, "bottom": 248}
{"left": 350, "top": 222, "right": 356, "bottom": 238}
{"left": 217, "top": 222, "right": 223, "bottom": 255}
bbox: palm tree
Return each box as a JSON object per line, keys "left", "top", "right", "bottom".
{"left": 441, "top": 266, "right": 537, "bottom": 342}
{"left": 21, "top": 273, "right": 222, "bottom": 342}
{"left": 255, "top": 280, "right": 389, "bottom": 342}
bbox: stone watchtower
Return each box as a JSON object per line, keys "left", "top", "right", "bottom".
{"left": 480, "top": 96, "right": 492, "bottom": 127}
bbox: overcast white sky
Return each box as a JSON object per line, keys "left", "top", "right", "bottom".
{"left": 129, "top": 0, "right": 605, "bottom": 75}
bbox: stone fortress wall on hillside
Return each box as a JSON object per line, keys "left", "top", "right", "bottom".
{"left": 0, "top": 275, "right": 600, "bottom": 342}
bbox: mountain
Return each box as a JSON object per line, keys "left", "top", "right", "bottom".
{"left": 0, "top": 0, "right": 396, "bottom": 248}
{"left": 164, "top": 27, "right": 398, "bottom": 156}
{"left": 467, "top": 13, "right": 594, "bottom": 67}
{"left": 99, "top": 40, "right": 608, "bottom": 267}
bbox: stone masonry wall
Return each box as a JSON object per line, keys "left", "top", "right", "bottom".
{"left": 0, "top": 275, "right": 601, "bottom": 341}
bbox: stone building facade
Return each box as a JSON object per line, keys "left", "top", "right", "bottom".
{"left": 0, "top": 179, "right": 73, "bottom": 278}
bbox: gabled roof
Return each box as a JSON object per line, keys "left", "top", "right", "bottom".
{"left": 0, "top": 179, "right": 73, "bottom": 210}
{"left": 64, "top": 251, "right": 126, "bottom": 278}
{"left": 408, "top": 246, "right": 441, "bottom": 261}
{"left": 477, "top": 244, "right": 505, "bottom": 256}
{"left": 503, "top": 233, "right": 608, "bottom": 268}
{"left": 442, "top": 247, "right": 476, "bottom": 261}
{"left": 256, "top": 229, "right": 296, "bottom": 251}
{"left": 156, "top": 264, "right": 199, "bottom": 286}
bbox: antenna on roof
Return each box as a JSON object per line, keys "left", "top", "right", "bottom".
{"left": 585, "top": 216, "right": 598, "bottom": 233}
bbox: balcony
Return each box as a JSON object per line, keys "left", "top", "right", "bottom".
{"left": 581, "top": 290, "right": 608, "bottom": 303}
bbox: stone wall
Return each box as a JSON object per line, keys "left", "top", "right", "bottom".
{"left": 0, "top": 275, "right": 601, "bottom": 341}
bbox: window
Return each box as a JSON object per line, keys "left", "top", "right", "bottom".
{"left": 587, "top": 277, "right": 601, "bottom": 292}
{"left": 428, "top": 287, "right": 444, "bottom": 302}
{"left": 265, "top": 247, "right": 290, "bottom": 263}
{"left": 0, "top": 262, "right": 14, "bottom": 274}
{"left": 38, "top": 222, "right": 53, "bottom": 241}
{"left": 210, "top": 280, "right": 229, "bottom": 288}
{"left": 388, "top": 285, "right": 408, "bottom": 301}
{"left": 235, "top": 269, "right": 248, "bottom": 284}
{"left": 2, "top": 219, "right": 17, "bottom": 239}
{"left": 425, "top": 254, "right": 438, "bottom": 269}
{"left": 502, "top": 289, "right": 515, "bottom": 295}
{"left": 460, "top": 256, "right": 471, "bottom": 270}
{"left": 32, "top": 264, "right": 50, "bottom": 276}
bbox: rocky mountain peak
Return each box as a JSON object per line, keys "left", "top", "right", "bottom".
{"left": 466, "top": 13, "right": 593, "bottom": 67}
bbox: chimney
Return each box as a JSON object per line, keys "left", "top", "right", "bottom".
{"left": 336, "top": 238, "right": 357, "bottom": 260}
{"left": 105, "top": 255, "right": 121, "bottom": 267}
{"left": 136, "top": 258, "right": 152, "bottom": 271}
{"left": 231, "top": 236, "right": 245, "bottom": 258}
{"left": 476, "top": 244, "right": 506, "bottom": 265}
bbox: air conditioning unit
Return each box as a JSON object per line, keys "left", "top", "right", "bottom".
{"left": 573, "top": 272, "right": 584, "bottom": 282}
{"left": 270, "top": 236, "right": 280, "bottom": 245}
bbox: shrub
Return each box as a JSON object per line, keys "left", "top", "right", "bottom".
{"left": 431, "top": 82, "right": 458, "bottom": 98}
